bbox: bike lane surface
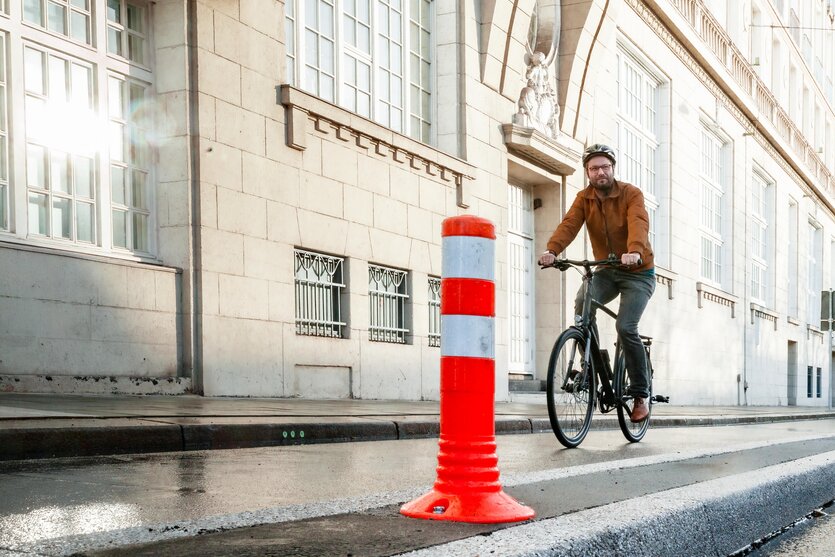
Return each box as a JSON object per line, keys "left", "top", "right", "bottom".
{"left": 2, "top": 420, "right": 835, "bottom": 556}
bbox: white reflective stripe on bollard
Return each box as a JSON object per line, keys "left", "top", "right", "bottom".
{"left": 440, "top": 315, "right": 495, "bottom": 358}
{"left": 441, "top": 236, "right": 495, "bottom": 281}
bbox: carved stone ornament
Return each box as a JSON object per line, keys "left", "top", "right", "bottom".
{"left": 512, "top": 1, "right": 561, "bottom": 139}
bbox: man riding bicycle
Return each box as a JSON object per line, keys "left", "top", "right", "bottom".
{"left": 538, "top": 143, "right": 656, "bottom": 422}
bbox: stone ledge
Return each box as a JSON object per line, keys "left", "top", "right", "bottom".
{"left": 501, "top": 124, "right": 583, "bottom": 176}
{"left": 655, "top": 267, "right": 678, "bottom": 300}
{"left": 696, "top": 282, "right": 738, "bottom": 318}
{"left": 0, "top": 375, "right": 191, "bottom": 396}
{"left": 278, "top": 85, "right": 475, "bottom": 208}
{"left": 750, "top": 302, "right": 779, "bottom": 329}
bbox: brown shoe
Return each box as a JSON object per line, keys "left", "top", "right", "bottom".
{"left": 630, "top": 397, "right": 649, "bottom": 423}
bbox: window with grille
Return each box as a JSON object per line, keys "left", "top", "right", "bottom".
{"left": 616, "top": 43, "right": 666, "bottom": 264}
{"left": 807, "top": 366, "right": 813, "bottom": 398}
{"left": 750, "top": 172, "right": 772, "bottom": 305}
{"left": 699, "top": 128, "right": 726, "bottom": 286}
{"left": 428, "top": 276, "right": 440, "bottom": 347}
{"left": 285, "top": 0, "right": 433, "bottom": 143}
{"left": 294, "top": 249, "right": 346, "bottom": 338}
{"left": 368, "top": 264, "right": 409, "bottom": 343}
{"left": 7, "top": 1, "right": 155, "bottom": 255}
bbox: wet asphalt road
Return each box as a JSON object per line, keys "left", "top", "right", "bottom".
{"left": 1, "top": 420, "right": 835, "bottom": 555}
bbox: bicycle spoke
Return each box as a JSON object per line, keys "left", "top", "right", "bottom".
{"left": 547, "top": 330, "right": 594, "bottom": 448}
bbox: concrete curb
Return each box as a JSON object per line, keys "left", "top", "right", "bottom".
{"left": 1, "top": 413, "right": 834, "bottom": 461}
{"left": 399, "top": 450, "right": 835, "bottom": 556}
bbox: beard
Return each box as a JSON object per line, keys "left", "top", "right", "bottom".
{"left": 591, "top": 175, "right": 614, "bottom": 190}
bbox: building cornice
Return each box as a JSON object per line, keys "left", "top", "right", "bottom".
{"left": 630, "top": 0, "right": 835, "bottom": 217}
{"left": 278, "top": 85, "right": 475, "bottom": 208}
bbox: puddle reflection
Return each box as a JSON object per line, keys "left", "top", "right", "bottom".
{"left": 0, "top": 502, "right": 140, "bottom": 547}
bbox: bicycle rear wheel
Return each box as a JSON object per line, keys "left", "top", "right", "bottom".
{"left": 614, "top": 348, "right": 652, "bottom": 443}
{"left": 546, "top": 328, "right": 595, "bottom": 448}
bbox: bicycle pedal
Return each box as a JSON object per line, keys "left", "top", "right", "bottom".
{"left": 652, "top": 395, "right": 670, "bottom": 403}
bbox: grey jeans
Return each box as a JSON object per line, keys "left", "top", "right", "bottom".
{"left": 574, "top": 268, "right": 656, "bottom": 398}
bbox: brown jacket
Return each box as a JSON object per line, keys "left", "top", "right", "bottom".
{"left": 546, "top": 180, "right": 654, "bottom": 272}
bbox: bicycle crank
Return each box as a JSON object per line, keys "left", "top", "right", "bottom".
{"left": 597, "top": 388, "right": 616, "bottom": 413}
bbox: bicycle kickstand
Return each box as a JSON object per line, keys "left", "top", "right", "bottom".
{"left": 651, "top": 395, "right": 670, "bottom": 403}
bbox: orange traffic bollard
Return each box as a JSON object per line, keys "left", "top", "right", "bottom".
{"left": 400, "top": 215, "right": 535, "bottom": 524}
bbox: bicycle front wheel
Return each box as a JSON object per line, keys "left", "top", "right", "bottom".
{"left": 546, "top": 328, "right": 595, "bottom": 448}
{"left": 614, "top": 349, "right": 652, "bottom": 443}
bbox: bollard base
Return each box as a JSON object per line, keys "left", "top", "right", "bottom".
{"left": 400, "top": 488, "right": 535, "bottom": 524}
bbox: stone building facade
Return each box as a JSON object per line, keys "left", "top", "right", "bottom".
{"left": 0, "top": 0, "right": 834, "bottom": 406}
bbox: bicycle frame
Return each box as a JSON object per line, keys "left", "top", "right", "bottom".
{"left": 573, "top": 262, "right": 620, "bottom": 405}
{"left": 571, "top": 259, "right": 659, "bottom": 405}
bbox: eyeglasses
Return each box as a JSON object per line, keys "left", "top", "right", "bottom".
{"left": 587, "top": 164, "right": 613, "bottom": 174}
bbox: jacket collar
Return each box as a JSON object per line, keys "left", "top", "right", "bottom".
{"left": 580, "top": 179, "right": 623, "bottom": 200}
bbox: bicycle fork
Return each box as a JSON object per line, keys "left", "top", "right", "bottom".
{"left": 560, "top": 330, "right": 592, "bottom": 395}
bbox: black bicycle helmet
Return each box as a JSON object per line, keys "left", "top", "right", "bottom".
{"left": 582, "top": 143, "right": 617, "bottom": 166}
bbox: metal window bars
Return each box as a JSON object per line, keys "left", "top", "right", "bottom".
{"left": 294, "top": 249, "right": 346, "bottom": 338}
{"left": 368, "top": 264, "right": 409, "bottom": 343}
{"left": 428, "top": 276, "right": 441, "bottom": 347}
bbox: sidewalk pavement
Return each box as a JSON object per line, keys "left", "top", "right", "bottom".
{"left": 2, "top": 392, "right": 834, "bottom": 461}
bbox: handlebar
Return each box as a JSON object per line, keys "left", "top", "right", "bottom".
{"left": 540, "top": 256, "right": 642, "bottom": 271}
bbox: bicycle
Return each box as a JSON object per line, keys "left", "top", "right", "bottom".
{"left": 541, "top": 256, "right": 669, "bottom": 448}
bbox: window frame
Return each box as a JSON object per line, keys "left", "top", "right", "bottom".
{"left": 368, "top": 262, "right": 410, "bottom": 344}
{"left": 806, "top": 219, "right": 822, "bottom": 326}
{"left": 294, "top": 248, "right": 348, "bottom": 339}
{"left": 816, "top": 367, "right": 822, "bottom": 398}
{"left": 428, "top": 275, "right": 440, "bottom": 348}
{"left": 22, "top": 41, "right": 97, "bottom": 245}
{"left": 0, "top": 33, "right": 9, "bottom": 232}
{"left": 788, "top": 198, "right": 799, "bottom": 317}
{"left": 107, "top": 72, "right": 152, "bottom": 252}
{"left": 2, "top": 0, "right": 157, "bottom": 259}
{"left": 750, "top": 169, "right": 773, "bottom": 307}
{"left": 105, "top": 0, "right": 150, "bottom": 68}
{"left": 22, "top": 0, "right": 93, "bottom": 47}
{"left": 698, "top": 125, "right": 730, "bottom": 288}
{"left": 285, "top": 0, "right": 434, "bottom": 144}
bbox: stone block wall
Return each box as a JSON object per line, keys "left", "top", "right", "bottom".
{"left": 0, "top": 245, "right": 181, "bottom": 391}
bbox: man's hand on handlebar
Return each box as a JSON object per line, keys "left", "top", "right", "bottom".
{"left": 621, "top": 252, "right": 642, "bottom": 266}
{"left": 538, "top": 251, "right": 557, "bottom": 267}
{"left": 539, "top": 252, "right": 643, "bottom": 271}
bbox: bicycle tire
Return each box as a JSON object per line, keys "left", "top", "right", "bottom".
{"left": 614, "top": 348, "right": 652, "bottom": 442}
{"left": 546, "top": 327, "right": 595, "bottom": 448}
